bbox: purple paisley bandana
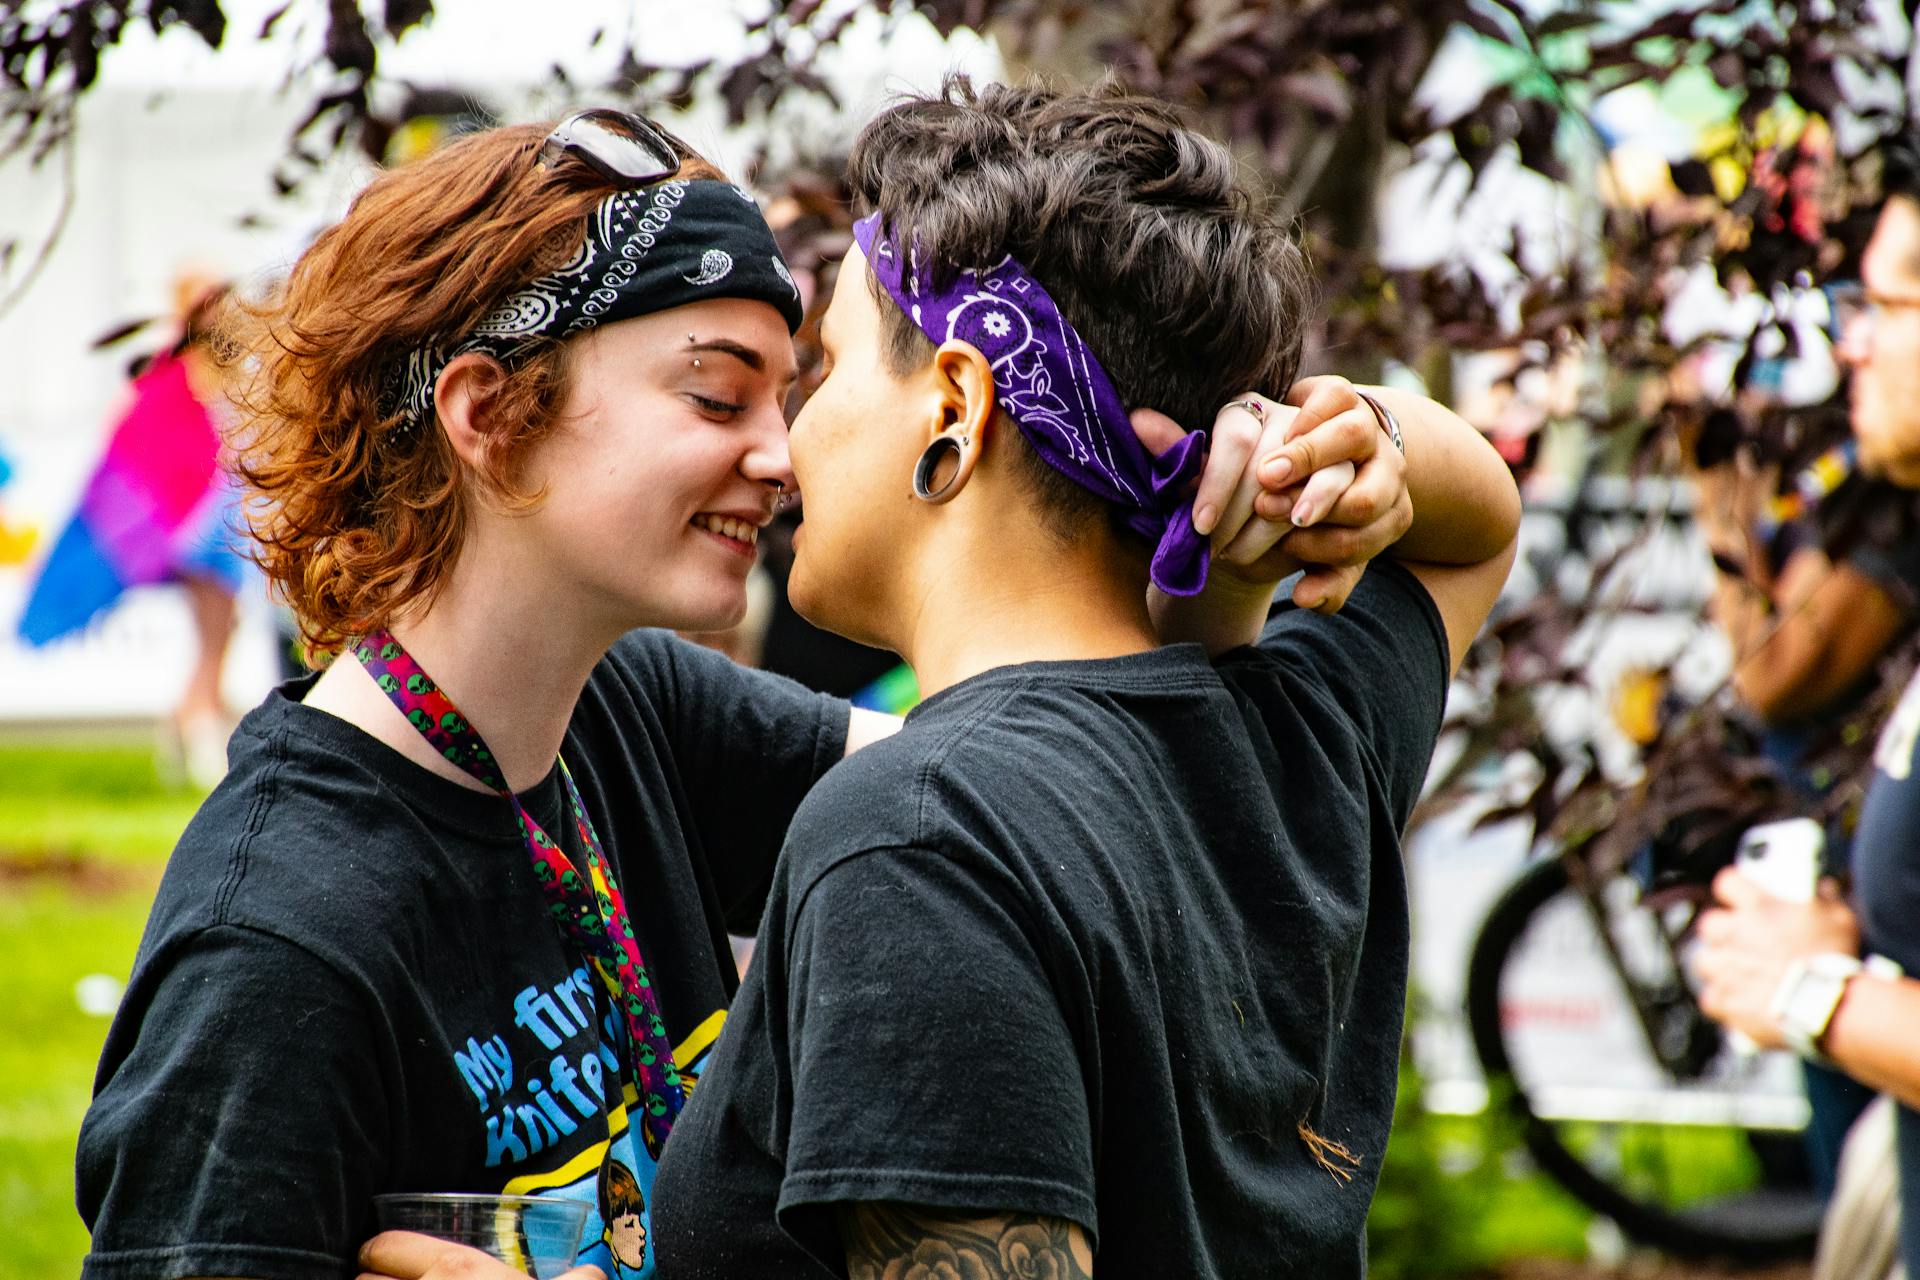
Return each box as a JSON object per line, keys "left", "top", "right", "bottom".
{"left": 851, "top": 213, "right": 1211, "bottom": 596}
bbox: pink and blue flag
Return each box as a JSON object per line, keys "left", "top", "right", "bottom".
{"left": 18, "top": 352, "right": 243, "bottom": 645}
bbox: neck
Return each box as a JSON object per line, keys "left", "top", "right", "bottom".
{"left": 896, "top": 521, "right": 1158, "bottom": 700}
{"left": 304, "top": 527, "right": 622, "bottom": 794}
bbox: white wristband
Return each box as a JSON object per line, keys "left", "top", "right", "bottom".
{"left": 1769, "top": 952, "right": 1862, "bottom": 1061}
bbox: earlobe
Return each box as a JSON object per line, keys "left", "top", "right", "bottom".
{"left": 910, "top": 341, "right": 996, "bottom": 504}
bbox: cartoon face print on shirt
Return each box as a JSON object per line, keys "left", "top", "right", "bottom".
{"left": 599, "top": 1157, "right": 648, "bottom": 1275}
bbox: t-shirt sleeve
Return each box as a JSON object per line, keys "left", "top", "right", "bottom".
{"left": 1251, "top": 558, "right": 1450, "bottom": 824}
{"left": 606, "top": 631, "right": 851, "bottom": 928}
{"left": 1847, "top": 532, "right": 1920, "bottom": 613}
{"left": 772, "top": 845, "right": 1096, "bottom": 1267}
{"left": 77, "top": 925, "right": 387, "bottom": 1280}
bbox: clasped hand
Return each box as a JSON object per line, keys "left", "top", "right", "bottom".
{"left": 1693, "top": 866, "right": 1861, "bottom": 1051}
{"left": 1137, "top": 374, "right": 1412, "bottom": 613}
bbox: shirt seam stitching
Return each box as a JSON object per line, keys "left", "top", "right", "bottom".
{"left": 214, "top": 720, "right": 285, "bottom": 923}
{"left": 912, "top": 679, "right": 1024, "bottom": 847}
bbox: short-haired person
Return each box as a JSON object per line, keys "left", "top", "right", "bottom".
{"left": 638, "top": 81, "right": 1521, "bottom": 1279}
{"left": 77, "top": 111, "right": 1406, "bottom": 1280}
{"left": 1697, "top": 129, "right": 1920, "bottom": 1279}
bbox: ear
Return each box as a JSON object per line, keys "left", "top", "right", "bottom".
{"left": 920, "top": 339, "right": 998, "bottom": 500}
{"left": 433, "top": 352, "right": 508, "bottom": 472}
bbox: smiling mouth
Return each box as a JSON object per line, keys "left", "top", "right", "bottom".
{"left": 691, "top": 512, "right": 761, "bottom": 554}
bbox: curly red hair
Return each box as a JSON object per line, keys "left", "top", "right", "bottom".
{"left": 220, "top": 122, "right": 725, "bottom": 660}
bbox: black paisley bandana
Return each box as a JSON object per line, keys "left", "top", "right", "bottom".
{"left": 384, "top": 178, "right": 805, "bottom": 431}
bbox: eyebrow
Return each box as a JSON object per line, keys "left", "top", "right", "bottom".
{"left": 687, "top": 337, "right": 798, "bottom": 388}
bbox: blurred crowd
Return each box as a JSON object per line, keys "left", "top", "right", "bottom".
{"left": 1671, "top": 129, "right": 1920, "bottom": 1279}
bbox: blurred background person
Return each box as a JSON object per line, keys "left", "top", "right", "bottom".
{"left": 1668, "top": 128, "right": 1920, "bottom": 1198}
{"left": 15, "top": 267, "right": 248, "bottom": 788}
{"left": 1696, "top": 125, "right": 1920, "bottom": 1279}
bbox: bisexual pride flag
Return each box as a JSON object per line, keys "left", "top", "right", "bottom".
{"left": 17, "top": 352, "right": 232, "bottom": 645}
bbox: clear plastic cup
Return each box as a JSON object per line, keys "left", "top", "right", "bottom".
{"left": 372, "top": 1192, "right": 591, "bottom": 1278}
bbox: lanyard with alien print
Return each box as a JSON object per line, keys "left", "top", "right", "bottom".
{"left": 354, "top": 628, "right": 686, "bottom": 1154}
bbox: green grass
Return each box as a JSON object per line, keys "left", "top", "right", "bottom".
{"left": 1556, "top": 1118, "right": 1766, "bottom": 1208}
{"left": 0, "top": 741, "right": 204, "bottom": 865}
{"left": 0, "top": 882, "right": 156, "bottom": 1280}
{"left": 0, "top": 738, "right": 192, "bottom": 1280}
{"left": 1370, "top": 1062, "right": 1596, "bottom": 1277}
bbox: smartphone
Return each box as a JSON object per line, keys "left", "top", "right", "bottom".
{"left": 1733, "top": 818, "right": 1824, "bottom": 903}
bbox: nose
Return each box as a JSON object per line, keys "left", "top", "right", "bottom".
{"left": 1835, "top": 310, "right": 1871, "bottom": 368}
{"left": 741, "top": 400, "right": 796, "bottom": 499}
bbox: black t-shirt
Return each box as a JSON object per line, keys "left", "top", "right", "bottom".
{"left": 1849, "top": 665, "right": 1920, "bottom": 1271}
{"left": 76, "top": 631, "right": 848, "bottom": 1280}
{"left": 651, "top": 562, "right": 1451, "bottom": 1279}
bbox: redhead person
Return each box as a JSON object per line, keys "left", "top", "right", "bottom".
{"left": 639, "top": 82, "right": 1519, "bottom": 1280}
{"left": 76, "top": 111, "right": 1401, "bottom": 1280}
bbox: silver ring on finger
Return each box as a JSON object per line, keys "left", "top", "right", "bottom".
{"left": 1226, "top": 397, "right": 1267, "bottom": 425}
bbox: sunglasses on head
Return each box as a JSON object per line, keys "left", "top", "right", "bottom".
{"left": 536, "top": 109, "right": 689, "bottom": 186}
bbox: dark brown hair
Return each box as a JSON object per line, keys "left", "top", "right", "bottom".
{"left": 221, "top": 122, "right": 725, "bottom": 659}
{"left": 846, "top": 76, "right": 1314, "bottom": 535}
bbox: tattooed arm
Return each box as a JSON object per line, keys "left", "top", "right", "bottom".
{"left": 838, "top": 1203, "right": 1094, "bottom": 1279}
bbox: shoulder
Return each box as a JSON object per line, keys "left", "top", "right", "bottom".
{"left": 780, "top": 684, "right": 1025, "bottom": 874}
{"left": 1222, "top": 562, "right": 1446, "bottom": 717}
{"left": 591, "top": 629, "right": 846, "bottom": 743}
{"left": 601, "top": 626, "right": 703, "bottom": 680}
{"left": 595, "top": 633, "right": 791, "bottom": 710}
{"left": 1215, "top": 562, "right": 1451, "bottom": 817}
{"left": 781, "top": 719, "right": 950, "bottom": 871}
{"left": 148, "top": 691, "right": 450, "bottom": 961}
{"left": 1262, "top": 560, "right": 1447, "bottom": 670}
{"left": 593, "top": 629, "right": 711, "bottom": 713}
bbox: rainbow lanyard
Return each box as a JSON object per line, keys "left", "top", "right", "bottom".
{"left": 353, "top": 629, "right": 685, "bottom": 1154}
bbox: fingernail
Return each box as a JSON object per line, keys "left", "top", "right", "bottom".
{"left": 1194, "top": 503, "right": 1216, "bottom": 535}
{"left": 1263, "top": 457, "right": 1293, "bottom": 486}
{"left": 1292, "top": 499, "right": 1320, "bottom": 528}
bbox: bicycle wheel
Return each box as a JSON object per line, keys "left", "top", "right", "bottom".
{"left": 1465, "top": 851, "right": 1823, "bottom": 1261}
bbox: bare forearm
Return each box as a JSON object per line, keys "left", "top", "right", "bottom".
{"left": 1148, "top": 567, "right": 1294, "bottom": 656}
{"left": 1820, "top": 973, "right": 1920, "bottom": 1111}
{"left": 1715, "top": 552, "right": 1901, "bottom": 726}
{"left": 1364, "top": 387, "right": 1520, "bottom": 566}
{"left": 1709, "top": 577, "right": 1773, "bottom": 665}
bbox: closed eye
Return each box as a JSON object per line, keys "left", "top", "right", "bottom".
{"left": 688, "top": 394, "right": 744, "bottom": 417}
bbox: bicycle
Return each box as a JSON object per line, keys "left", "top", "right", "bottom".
{"left": 1463, "top": 811, "right": 1826, "bottom": 1261}
{"left": 1446, "top": 456, "right": 1859, "bottom": 1261}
